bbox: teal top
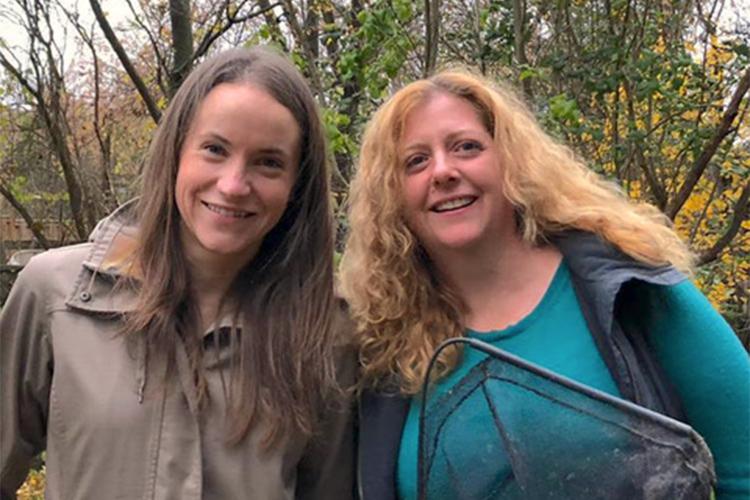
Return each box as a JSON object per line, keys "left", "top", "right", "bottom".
{"left": 397, "top": 261, "right": 750, "bottom": 500}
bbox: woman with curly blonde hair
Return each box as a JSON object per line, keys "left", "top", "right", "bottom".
{"left": 340, "top": 69, "right": 749, "bottom": 499}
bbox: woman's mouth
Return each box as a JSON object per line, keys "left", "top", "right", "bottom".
{"left": 202, "top": 201, "right": 252, "bottom": 218}
{"left": 431, "top": 196, "right": 477, "bottom": 212}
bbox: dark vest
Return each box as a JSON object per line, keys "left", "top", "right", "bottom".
{"left": 357, "top": 231, "right": 687, "bottom": 500}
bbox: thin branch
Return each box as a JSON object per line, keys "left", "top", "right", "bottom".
{"left": 89, "top": 0, "right": 162, "bottom": 123}
{"left": 57, "top": 2, "right": 118, "bottom": 210}
{"left": 125, "top": 0, "right": 169, "bottom": 90}
{"left": 688, "top": 178, "right": 720, "bottom": 244}
{"left": 280, "top": 0, "right": 324, "bottom": 101}
{"left": 257, "top": 0, "right": 288, "bottom": 51}
{"left": 698, "top": 180, "right": 750, "bottom": 265}
{"left": 0, "top": 181, "right": 51, "bottom": 249}
{"left": 192, "top": 1, "right": 281, "bottom": 63}
{"left": 0, "top": 10, "right": 88, "bottom": 239}
{"left": 667, "top": 66, "right": 750, "bottom": 218}
{"left": 0, "top": 50, "right": 41, "bottom": 100}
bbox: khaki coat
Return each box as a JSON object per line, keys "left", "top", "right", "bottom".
{"left": 0, "top": 204, "right": 356, "bottom": 500}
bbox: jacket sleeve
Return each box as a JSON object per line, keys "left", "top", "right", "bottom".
{"left": 628, "top": 280, "right": 750, "bottom": 500}
{"left": 295, "top": 313, "right": 358, "bottom": 500}
{"left": 1, "top": 261, "right": 54, "bottom": 499}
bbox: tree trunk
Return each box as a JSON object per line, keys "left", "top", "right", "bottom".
{"left": 513, "top": 0, "right": 532, "bottom": 99}
{"left": 169, "top": 0, "right": 194, "bottom": 95}
{"left": 424, "top": 0, "right": 441, "bottom": 77}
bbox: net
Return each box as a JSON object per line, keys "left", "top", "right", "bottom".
{"left": 417, "top": 338, "right": 715, "bottom": 500}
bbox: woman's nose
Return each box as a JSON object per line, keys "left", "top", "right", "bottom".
{"left": 432, "top": 153, "right": 459, "bottom": 187}
{"left": 216, "top": 162, "right": 252, "bottom": 197}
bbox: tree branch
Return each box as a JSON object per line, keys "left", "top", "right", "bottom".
{"left": 1, "top": 6, "right": 89, "bottom": 239}
{"left": 698, "top": 180, "right": 750, "bottom": 265}
{"left": 281, "top": 0, "right": 324, "bottom": 100}
{"left": 125, "top": 0, "right": 170, "bottom": 97}
{"left": 0, "top": 50, "right": 42, "bottom": 101}
{"left": 192, "top": 1, "right": 281, "bottom": 63}
{"left": 257, "top": 0, "right": 288, "bottom": 51}
{"left": 0, "top": 181, "right": 51, "bottom": 249}
{"left": 89, "top": 0, "right": 162, "bottom": 123}
{"left": 667, "top": 66, "right": 750, "bottom": 218}
{"left": 57, "top": 1, "right": 118, "bottom": 211}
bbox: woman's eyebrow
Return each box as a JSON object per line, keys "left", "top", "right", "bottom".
{"left": 255, "top": 146, "right": 293, "bottom": 159}
{"left": 197, "top": 131, "right": 231, "bottom": 145}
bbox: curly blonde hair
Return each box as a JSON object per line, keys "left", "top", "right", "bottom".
{"left": 339, "top": 69, "right": 694, "bottom": 394}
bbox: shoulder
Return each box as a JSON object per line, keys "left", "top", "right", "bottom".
{"left": 627, "top": 279, "right": 728, "bottom": 328}
{"left": 23, "top": 243, "right": 92, "bottom": 275}
{"left": 13, "top": 243, "right": 93, "bottom": 307}
{"left": 2, "top": 244, "right": 94, "bottom": 350}
{"left": 553, "top": 230, "right": 686, "bottom": 289}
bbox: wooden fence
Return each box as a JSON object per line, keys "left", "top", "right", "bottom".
{"left": 0, "top": 217, "right": 67, "bottom": 243}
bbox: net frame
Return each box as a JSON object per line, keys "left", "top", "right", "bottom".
{"left": 416, "top": 337, "right": 715, "bottom": 500}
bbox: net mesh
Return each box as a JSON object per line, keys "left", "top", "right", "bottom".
{"left": 417, "top": 338, "right": 715, "bottom": 500}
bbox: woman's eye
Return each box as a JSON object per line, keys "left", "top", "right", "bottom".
{"left": 405, "top": 154, "right": 428, "bottom": 172}
{"left": 456, "top": 141, "right": 483, "bottom": 154}
{"left": 258, "top": 157, "right": 284, "bottom": 170}
{"left": 204, "top": 143, "right": 226, "bottom": 156}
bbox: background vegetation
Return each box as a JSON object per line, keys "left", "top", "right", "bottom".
{"left": 0, "top": 1, "right": 747, "bottom": 494}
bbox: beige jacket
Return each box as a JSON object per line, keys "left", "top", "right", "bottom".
{"left": 0, "top": 204, "right": 356, "bottom": 500}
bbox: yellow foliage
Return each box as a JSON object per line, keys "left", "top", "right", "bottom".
{"left": 16, "top": 467, "right": 45, "bottom": 500}
{"left": 653, "top": 35, "right": 666, "bottom": 55}
{"left": 662, "top": 144, "right": 680, "bottom": 161}
{"left": 681, "top": 190, "right": 709, "bottom": 217}
{"left": 628, "top": 180, "right": 642, "bottom": 198}
{"left": 706, "top": 281, "right": 730, "bottom": 308}
{"left": 706, "top": 35, "right": 734, "bottom": 67}
{"left": 682, "top": 109, "right": 699, "bottom": 121}
{"left": 651, "top": 111, "right": 661, "bottom": 127}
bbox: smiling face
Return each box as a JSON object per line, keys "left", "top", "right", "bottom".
{"left": 175, "top": 82, "right": 299, "bottom": 271}
{"left": 399, "top": 91, "right": 516, "bottom": 258}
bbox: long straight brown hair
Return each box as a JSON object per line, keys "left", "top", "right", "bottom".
{"left": 124, "top": 47, "right": 338, "bottom": 446}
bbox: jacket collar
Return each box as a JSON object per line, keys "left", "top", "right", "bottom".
{"left": 66, "top": 201, "right": 140, "bottom": 314}
{"left": 551, "top": 230, "right": 686, "bottom": 334}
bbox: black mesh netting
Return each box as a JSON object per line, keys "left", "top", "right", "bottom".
{"left": 417, "top": 338, "right": 715, "bottom": 500}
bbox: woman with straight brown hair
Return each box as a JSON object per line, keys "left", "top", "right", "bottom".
{"left": 1, "top": 47, "right": 355, "bottom": 499}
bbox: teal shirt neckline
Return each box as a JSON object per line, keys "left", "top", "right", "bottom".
{"left": 465, "top": 259, "right": 569, "bottom": 341}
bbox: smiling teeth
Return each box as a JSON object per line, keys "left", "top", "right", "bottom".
{"left": 205, "top": 203, "right": 250, "bottom": 218}
{"left": 434, "top": 196, "right": 475, "bottom": 212}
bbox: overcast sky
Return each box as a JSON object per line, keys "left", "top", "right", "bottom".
{"left": 0, "top": 0, "right": 747, "bottom": 70}
{"left": 0, "top": 0, "right": 137, "bottom": 63}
